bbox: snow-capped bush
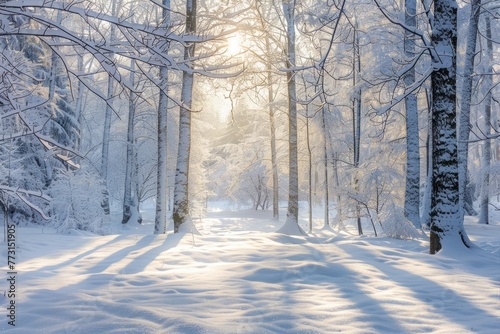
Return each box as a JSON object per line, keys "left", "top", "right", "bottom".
{"left": 380, "top": 204, "right": 421, "bottom": 240}
{"left": 49, "top": 170, "right": 108, "bottom": 235}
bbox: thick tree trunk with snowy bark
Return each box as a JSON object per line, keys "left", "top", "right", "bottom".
{"left": 429, "top": 0, "right": 471, "bottom": 254}
{"left": 154, "top": 0, "right": 170, "bottom": 234}
{"left": 173, "top": 0, "right": 196, "bottom": 233}
{"left": 458, "top": 0, "right": 481, "bottom": 218}
{"left": 403, "top": 0, "right": 421, "bottom": 229}
{"left": 478, "top": 16, "right": 493, "bottom": 225}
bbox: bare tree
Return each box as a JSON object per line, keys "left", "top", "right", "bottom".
{"left": 121, "top": 59, "right": 141, "bottom": 225}
{"left": 478, "top": 15, "right": 494, "bottom": 225}
{"left": 429, "top": 0, "right": 472, "bottom": 254}
{"left": 172, "top": 0, "right": 197, "bottom": 233}
{"left": 403, "top": 0, "right": 421, "bottom": 230}
{"left": 458, "top": 0, "right": 482, "bottom": 218}
{"left": 277, "top": 0, "right": 306, "bottom": 235}
{"left": 154, "top": 0, "right": 171, "bottom": 234}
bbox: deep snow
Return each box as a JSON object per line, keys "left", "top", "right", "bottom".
{"left": 1, "top": 203, "right": 499, "bottom": 333}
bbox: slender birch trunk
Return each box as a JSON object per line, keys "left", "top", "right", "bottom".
{"left": 74, "top": 52, "right": 85, "bottom": 153}
{"left": 478, "top": 16, "right": 493, "bottom": 225}
{"left": 133, "top": 137, "right": 142, "bottom": 224}
{"left": 173, "top": 0, "right": 196, "bottom": 233}
{"left": 277, "top": 0, "right": 305, "bottom": 235}
{"left": 100, "top": 0, "right": 120, "bottom": 216}
{"left": 284, "top": 0, "right": 298, "bottom": 227}
{"left": 352, "top": 27, "right": 362, "bottom": 236}
{"left": 458, "top": 0, "right": 481, "bottom": 218}
{"left": 421, "top": 89, "right": 432, "bottom": 228}
{"left": 404, "top": 0, "right": 421, "bottom": 229}
{"left": 306, "top": 112, "right": 313, "bottom": 233}
{"left": 122, "top": 60, "right": 137, "bottom": 225}
{"left": 154, "top": 0, "right": 171, "bottom": 234}
{"left": 321, "top": 105, "right": 330, "bottom": 228}
{"left": 256, "top": 0, "right": 280, "bottom": 219}
{"left": 266, "top": 37, "right": 280, "bottom": 220}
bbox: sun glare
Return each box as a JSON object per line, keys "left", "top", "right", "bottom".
{"left": 227, "top": 35, "right": 242, "bottom": 57}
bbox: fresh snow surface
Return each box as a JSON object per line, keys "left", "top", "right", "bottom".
{"left": 1, "top": 203, "right": 499, "bottom": 334}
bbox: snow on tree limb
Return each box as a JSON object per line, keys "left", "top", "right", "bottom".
{"left": 0, "top": 185, "right": 51, "bottom": 220}
{"left": 374, "top": 67, "right": 432, "bottom": 115}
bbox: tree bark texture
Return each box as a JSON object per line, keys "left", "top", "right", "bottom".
{"left": 122, "top": 60, "right": 137, "bottom": 225}
{"left": 458, "top": 0, "right": 481, "bottom": 218}
{"left": 430, "top": 0, "right": 470, "bottom": 254}
{"left": 154, "top": 0, "right": 171, "bottom": 234}
{"left": 173, "top": 0, "right": 196, "bottom": 233}
{"left": 403, "top": 0, "right": 421, "bottom": 229}
{"left": 478, "top": 15, "right": 493, "bottom": 225}
{"left": 284, "top": 0, "right": 299, "bottom": 226}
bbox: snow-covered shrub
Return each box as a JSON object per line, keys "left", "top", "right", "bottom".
{"left": 49, "top": 170, "right": 108, "bottom": 235}
{"left": 379, "top": 204, "right": 421, "bottom": 240}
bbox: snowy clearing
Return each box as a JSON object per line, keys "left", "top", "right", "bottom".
{"left": 1, "top": 206, "right": 500, "bottom": 334}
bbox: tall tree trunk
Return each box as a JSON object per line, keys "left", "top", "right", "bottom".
{"left": 154, "top": 0, "right": 171, "bottom": 234}
{"left": 100, "top": 0, "right": 119, "bottom": 216}
{"left": 269, "top": 96, "right": 280, "bottom": 220}
{"left": 333, "top": 152, "right": 342, "bottom": 221}
{"left": 122, "top": 60, "right": 137, "bottom": 225}
{"left": 306, "top": 111, "right": 313, "bottom": 233}
{"left": 429, "top": 0, "right": 472, "bottom": 254}
{"left": 478, "top": 16, "right": 493, "bottom": 225}
{"left": 100, "top": 75, "right": 113, "bottom": 215}
{"left": 284, "top": 0, "right": 298, "bottom": 227}
{"left": 458, "top": 0, "right": 481, "bottom": 218}
{"left": 353, "top": 27, "right": 362, "bottom": 236}
{"left": 403, "top": 0, "right": 421, "bottom": 229}
{"left": 266, "top": 39, "right": 280, "bottom": 220}
{"left": 277, "top": 0, "right": 304, "bottom": 235}
{"left": 133, "top": 137, "right": 142, "bottom": 224}
{"left": 255, "top": 0, "right": 279, "bottom": 219}
{"left": 321, "top": 105, "right": 330, "bottom": 228}
{"left": 74, "top": 52, "right": 85, "bottom": 154}
{"left": 421, "top": 89, "right": 432, "bottom": 228}
{"left": 173, "top": 0, "right": 196, "bottom": 233}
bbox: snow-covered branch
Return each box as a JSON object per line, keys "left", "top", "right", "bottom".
{"left": 374, "top": 67, "right": 432, "bottom": 115}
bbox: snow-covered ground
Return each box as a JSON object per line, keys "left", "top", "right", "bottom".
{"left": 1, "top": 203, "right": 499, "bottom": 333}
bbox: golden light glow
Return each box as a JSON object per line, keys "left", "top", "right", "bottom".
{"left": 227, "top": 35, "right": 242, "bottom": 57}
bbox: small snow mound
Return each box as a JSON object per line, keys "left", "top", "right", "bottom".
{"left": 276, "top": 217, "right": 308, "bottom": 236}
{"left": 177, "top": 218, "right": 202, "bottom": 235}
{"left": 319, "top": 222, "right": 336, "bottom": 234}
{"left": 63, "top": 229, "right": 97, "bottom": 236}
